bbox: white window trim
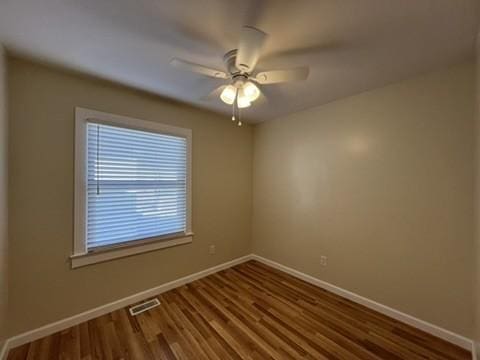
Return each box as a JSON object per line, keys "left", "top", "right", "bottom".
{"left": 72, "top": 107, "right": 193, "bottom": 268}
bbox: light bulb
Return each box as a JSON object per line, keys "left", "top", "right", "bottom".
{"left": 220, "top": 85, "right": 237, "bottom": 105}
{"left": 237, "top": 120, "right": 242, "bottom": 127}
{"left": 242, "top": 81, "right": 260, "bottom": 102}
{"left": 231, "top": 115, "right": 236, "bottom": 121}
{"left": 236, "top": 88, "right": 251, "bottom": 108}
{"left": 237, "top": 98, "right": 251, "bottom": 108}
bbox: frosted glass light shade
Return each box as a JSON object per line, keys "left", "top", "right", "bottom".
{"left": 237, "top": 88, "right": 251, "bottom": 108}
{"left": 243, "top": 81, "right": 260, "bottom": 102}
{"left": 220, "top": 85, "right": 237, "bottom": 105}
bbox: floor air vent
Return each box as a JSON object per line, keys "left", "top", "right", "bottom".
{"left": 129, "top": 298, "right": 160, "bottom": 316}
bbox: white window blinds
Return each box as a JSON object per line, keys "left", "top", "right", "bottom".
{"left": 86, "top": 122, "right": 187, "bottom": 249}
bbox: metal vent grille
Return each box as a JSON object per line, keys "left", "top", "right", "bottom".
{"left": 129, "top": 298, "right": 160, "bottom": 316}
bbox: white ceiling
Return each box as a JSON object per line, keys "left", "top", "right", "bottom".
{"left": 0, "top": 0, "right": 479, "bottom": 122}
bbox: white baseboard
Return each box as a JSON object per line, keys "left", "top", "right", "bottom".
{"left": 251, "top": 254, "right": 473, "bottom": 351}
{"left": 1, "top": 254, "right": 253, "bottom": 359}
{"left": 1, "top": 253, "right": 474, "bottom": 359}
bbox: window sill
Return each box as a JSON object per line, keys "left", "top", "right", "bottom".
{"left": 70, "top": 232, "right": 193, "bottom": 269}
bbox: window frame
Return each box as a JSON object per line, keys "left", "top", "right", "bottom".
{"left": 72, "top": 107, "right": 193, "bottom": 268}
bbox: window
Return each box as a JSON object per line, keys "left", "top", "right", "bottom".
{"left": 72, "top": 108, "right": 192, "bottom": 268}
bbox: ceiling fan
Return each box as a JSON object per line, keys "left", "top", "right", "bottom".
{"left": 170, "top": 26, "right": 310, "bottom": 126}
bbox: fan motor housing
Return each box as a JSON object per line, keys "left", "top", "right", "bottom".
{"left": 224, "top": 50, "right": 244, "bottom": 76}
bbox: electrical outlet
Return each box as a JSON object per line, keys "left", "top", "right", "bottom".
{"left": 320, "top": 256, "right": 328, "bottom": 266}
{"left": 209, "top": 244, "right": 216, "bottom": 255}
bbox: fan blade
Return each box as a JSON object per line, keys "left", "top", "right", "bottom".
{"left": 261, "top": 40, "right": 346, "bottom": 63}
{"left": 170, "top": 58, "right": 228, "bottom": 79}
{"left": 201, "top": 85, "right": 226, "bottom": 101}
{"left": 235, "top": 26, "right": 267, "bottom": 73}
{"left": 254, "top": 67, "right": 309, "bottom": 84}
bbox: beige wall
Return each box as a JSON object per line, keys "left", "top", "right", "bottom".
{"left": 474, "top": 37, "right": 480, "bottom": 359}
{"left": 252, "top": 62, "right": 475, "bottom": 337}
{"left": 0, "top": 46, "right": 8, "bottom": 346}
{"left": 7, "top": 57, "right": 253, "bottom": 336}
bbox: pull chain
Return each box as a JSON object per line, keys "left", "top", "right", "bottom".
{"left": 232, "top": 90, "right": 237, "bottom": 122}
{"left": 234, "top": 94, "right": 242, "bottom": 127}
{"left": 230, "top": 90, "right": 242, "bottom": 126}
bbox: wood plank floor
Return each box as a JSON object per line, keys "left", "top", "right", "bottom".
{"left": 7, "top": 260, "right": 471, "bottom": 359}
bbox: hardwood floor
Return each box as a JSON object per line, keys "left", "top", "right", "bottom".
{"left": 7, "top": 260, "right": 471, "bottom": 359}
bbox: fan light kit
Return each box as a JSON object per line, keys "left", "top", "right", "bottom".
{"left": 220, "top": 80, "right": 260, "bottom": 108}
{"left": 170, "top": 26, "right": 310, "bottom": 126}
